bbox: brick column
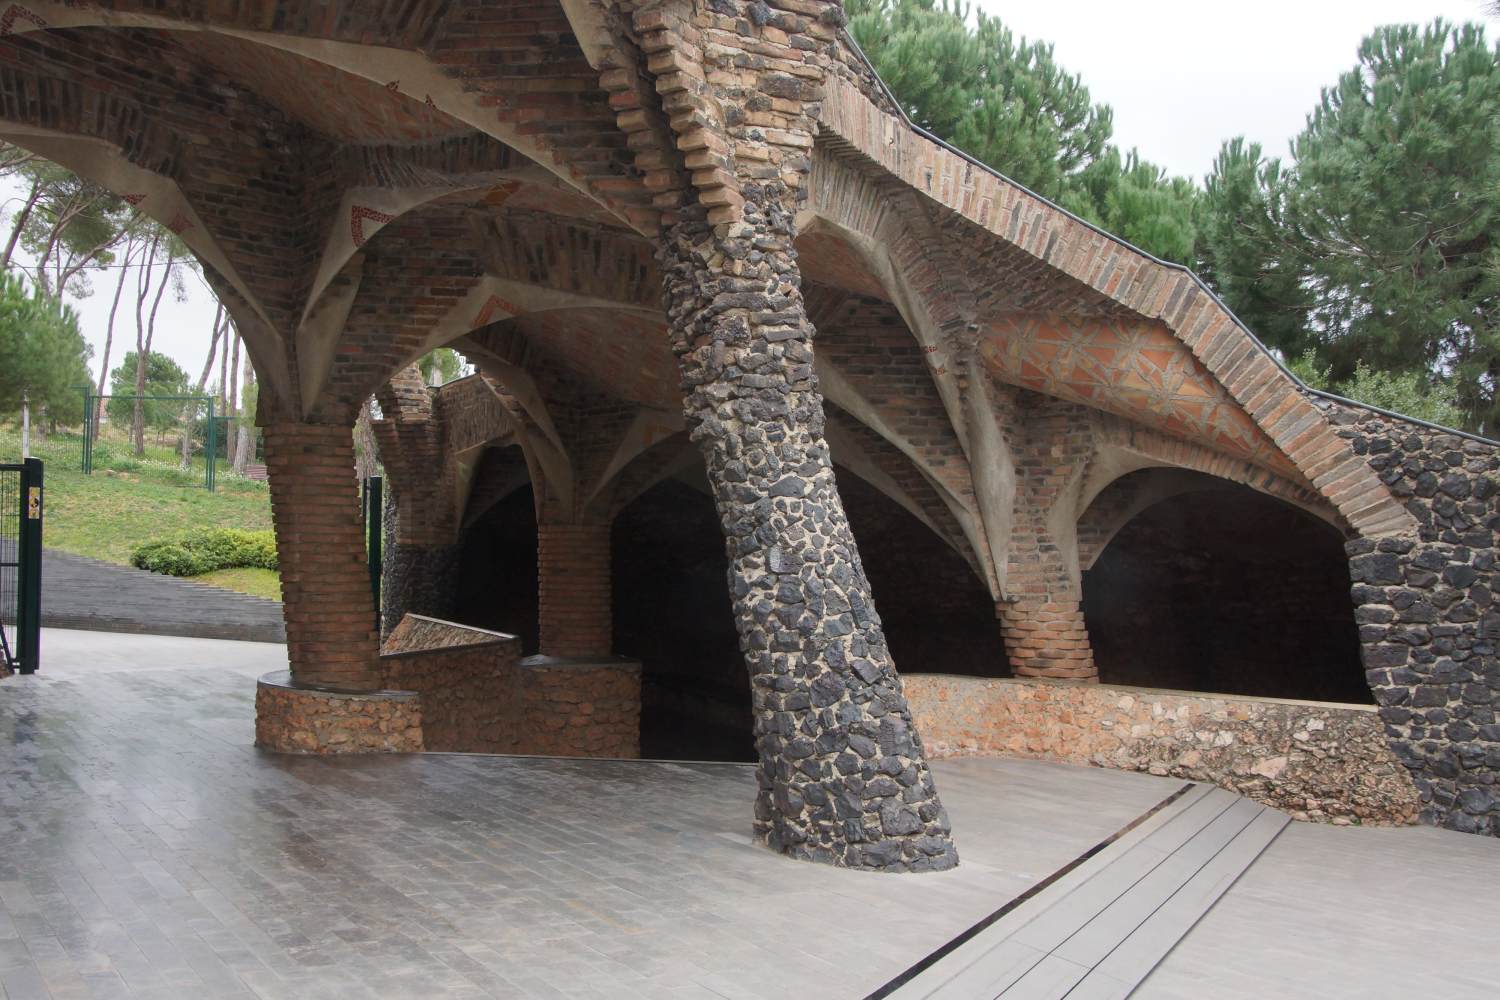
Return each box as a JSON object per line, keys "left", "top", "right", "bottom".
{"left": 537, "top": 521, "right": 611, "bottom": 658}
{"left": 263, "top": 422, "right": 381, "bottom": 691}
{"left": 999, "top": 599, "right": 1096, "bottom": 680}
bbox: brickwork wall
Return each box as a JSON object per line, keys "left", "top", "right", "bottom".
{"left": 537, "top": 520, "right": 612, "bottom": 658}
{"left": 905, "top": 674, "right": 1421, "bottom": 826}
{"left": 263, "top": 422, "right": 380, "bottom": 690}
{"left": 1322, "top": 397, "right": 1500, "bottom": 834}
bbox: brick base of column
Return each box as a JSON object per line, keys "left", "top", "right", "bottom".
{"left": 254, "top": 671, "right": 423, "bottom": 754}
{"left": 999, "top": 600, "right": 1098, "bottom": 680}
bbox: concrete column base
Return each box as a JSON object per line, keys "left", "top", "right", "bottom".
{"left": 255, "top": 671, "right": 424, "bottom": 754}
{"left": 516, "top": 656, "right": 641, "bottom": 758}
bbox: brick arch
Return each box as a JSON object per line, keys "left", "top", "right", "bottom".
{"left": 0, "top": 122, "right": 295, "bottom": 411}
{"left": 818, "top": 75, "right": 1417, "bottom": 540}
{"left": 11, "top": 1, "right": 656, "bottom": 232}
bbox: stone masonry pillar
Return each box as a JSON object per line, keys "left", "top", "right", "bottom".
{"left": 263, "top": 422, "right": 382, "bottom": 691}
{"left": 658, "top": 200, "right": 957, "bottom": 871}
{"left": 537, "top": 520, "right": 612, "bottom": 659}
{"left": 380, "top": 499, "right": 460, "bottom": 634}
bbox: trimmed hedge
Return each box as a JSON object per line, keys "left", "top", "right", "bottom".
{"left": 131, "top": 528, "right": 278, "bottom": 577}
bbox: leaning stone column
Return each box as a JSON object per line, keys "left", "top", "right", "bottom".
{"left": 262, "top": 422, "right": 382, "bottom": 691}
{"left": 658, "top": 196, "right": 957, "bottom": 871}
{"left": 380, "top": 498, "right": 460, "bottom": 634}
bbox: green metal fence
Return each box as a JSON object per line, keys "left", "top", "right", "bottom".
{"left": 81, "top": 390, "right": 218, "bottom": 491}
{"left": 0, "top": 458, "right": 43, "bottom": 674}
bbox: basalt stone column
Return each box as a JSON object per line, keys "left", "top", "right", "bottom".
{"left": 263, "top": 422, "right": 381, "bottom": 691}
{"left": 657, "top": 191, "right": 957, "bottom": 872}
{"left": 537, "top": 521, "right": 612, "bottom": 658}
{"left": 380, "top": 499, "right": 460, "bottom": 634}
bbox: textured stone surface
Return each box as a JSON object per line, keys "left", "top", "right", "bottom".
{"left": 659, "top": 194, "right": 956, "bottom": 870}
{"left": 905, "top": 674, "right": 1420, "bottom": 826}
{"left": 254, "top": 671, "right": 423, "bottom": 754}
{"left": 1324, "top": 398, "right": 1500, "bottom": 835}
{"left": 380, "top": 615, "right": 640, "bottom": 757}
{"left": 380, "top": 538, "right": 461, "bottom": 635}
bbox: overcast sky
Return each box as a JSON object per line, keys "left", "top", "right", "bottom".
{"left": 13, "top": 0, "right": 1500, "bottom": 389}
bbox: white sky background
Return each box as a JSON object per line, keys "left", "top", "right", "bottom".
{"left": 6, "top": 0, "right": 1498, "bottom": 388}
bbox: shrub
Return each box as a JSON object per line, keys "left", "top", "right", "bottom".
{"left": 131, "top": 528, "right": 278, "bottom": 577}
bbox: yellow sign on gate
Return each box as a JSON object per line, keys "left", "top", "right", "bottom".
{"left": 26, "top": 486, "right": 41, "bottom": 520}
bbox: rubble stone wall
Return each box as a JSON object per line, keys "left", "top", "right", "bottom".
{"left": 905, "top": 674, "right": 1421, "bottom": 825}
{"left": 1322, "top": 397, "right": 1500, "bottom": 834}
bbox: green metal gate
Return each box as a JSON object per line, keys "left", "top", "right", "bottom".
{"left": 0, "top": 458, "right": 43, "bottom": 674}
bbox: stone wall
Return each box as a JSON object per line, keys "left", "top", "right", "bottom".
{"left": 255, "top": 672, "right": 423, "bottom": 754}
{"left": 516, "top": 656, "right": 642, "bottom": 758}
{"left": 904, "top": 674, "right": 1421, "bottom": 825}
{"left": 380, "top": 615, "right": 519, "bottom": 753}
{"left": 1322, "top": 397, "right": 1500, "bottom": 834}
{"left": 379, "top": 614, "right": 640, "bottom": 758}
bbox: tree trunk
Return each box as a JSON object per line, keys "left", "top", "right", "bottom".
{"left": 135, "top": 248, "right": 174, "bottom": 456}
{"left": 180, "top": 303, "right": 223, "bottom": 469}
{"left": 1, "top": 178, "right": 40, "bottom": 272}
{"left": 130, "top": 232, "right": 160, "bottom": 455}
{"left": 96, "top": 238, "right": 134, "bottom": 427}
{"left": 19, "top": 388, "right": 29, "bottom": 460}
{"left": 233, "top": 364, "right": 254, "bottom": 476}
{"left": 227, "top": 324, "right": 240, "bottom": 467}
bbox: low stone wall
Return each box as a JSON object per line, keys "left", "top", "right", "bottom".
{"left": 379, "top": 616, "right": 641, "bottom": 758}
{"left": 905, "top": 674, "right": 1421, "bottom": 825}
{"left": 380, "top": 616, "right": 519, "bottom": 753}
{"left": 255, "top": 672, "right": 423, "bottom": 754}
{"left": 517, "top": 656, "right": 642, "bottom": 758}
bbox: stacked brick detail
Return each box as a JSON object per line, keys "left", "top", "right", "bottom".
{"left": 998, "top": 603, "right": 1094, "bottom": 680}
{"left": 537, "top": 522, "right": 612, "bottom": 658}
{"left": 1326, "top": 399, "right": 1500, "bottom": 835}
{"left": 263, "top": 423, "right": 380, "bottom": 690}
{"left": 905, "top": 675, "right": 1421, "bottom": 826}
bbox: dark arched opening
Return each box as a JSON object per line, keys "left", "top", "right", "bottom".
{"left": 1082, "top": 485, "right": 1367, "bottom": 703}
{"left": 835, "top": 469, "right": 1006, "bottom": 678}
{"left": 611, "top": 477, "right": 750, "bottom": 762}
{"left": 453, "top": 483, "right": 540, "bottom": 652}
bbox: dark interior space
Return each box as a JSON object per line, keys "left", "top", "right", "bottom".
{"left": 836, "top": 469, "right": 1008, "bottom": 678}
{"left": 611, "top": 477, "right": 752, "bottom": 762}
{"left": 453, "top": 484, "right": 540, "bottom": 653}
{"left": 1083, "top": 487, "right": 1368, "bottom": 703}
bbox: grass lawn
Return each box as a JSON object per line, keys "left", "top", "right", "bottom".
{"left": 0, "top": 425, "right": 280, "bottom": 601}
{"left": 190, "top": 567, "right": 282, "bottom": 601}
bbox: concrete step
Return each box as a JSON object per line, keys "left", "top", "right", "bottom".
{"left": 877, "top": 783, "right": 1289, "bottom": 1000}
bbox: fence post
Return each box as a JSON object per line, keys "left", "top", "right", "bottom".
{"left": 17, "top": 457, "right": 42, "bottom": 674}
{"left": 364, "top": 475, "right": 383, "bottom": 633}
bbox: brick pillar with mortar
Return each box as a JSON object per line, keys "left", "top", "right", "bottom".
{"left": 537, "top": 519, "right": 612, "bottom": 658}
{"left": 263, "top": 422, "right": 382, "bottom": 691}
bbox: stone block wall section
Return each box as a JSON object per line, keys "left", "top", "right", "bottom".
{"left": 255, "top": 673, "right": 423, "bottom": 754}
{"left": 381, "top": 615, "right": 641, "bottom": 758}
{"left": 904, "top": 674, "right": 1421, "bottom": 826}
{"left": 1321, "top": 398, "right": 1500, "bottom": 835}
{"left": 263, "top": 423, "right": 381, "bottom": 691}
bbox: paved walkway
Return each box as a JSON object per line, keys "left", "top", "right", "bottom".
{"left": 1, "top": 629, "right": 1497, "bottom": 999}
{"left": 37, "top": 551, "right": 284, "bottom": 643}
